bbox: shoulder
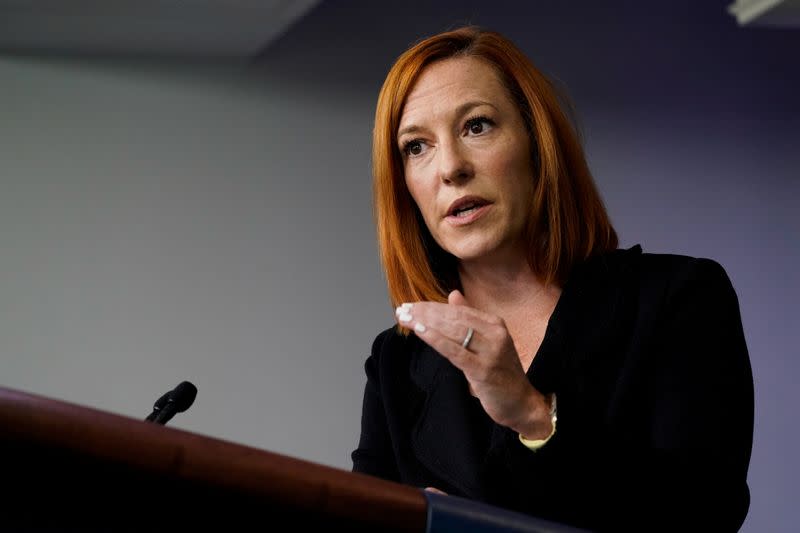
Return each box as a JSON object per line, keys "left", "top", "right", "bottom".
{"left": 638, "top": 249, "right": 731, "bottom": 285}
{"left": 584, "top": 244, "right": 737, "bottom": 297}
{"left": 585, "top": 244, "right": 729, "bottom": 277}
{"left": 575, "top": 245, "right": 743, "bottom": 329}
{"left": 635, "top": 248, "right": 739, "bottom": 309}
{"left": 601, "top": 247, "right": 746, "bottom": 346}
{"left": 369, "top": 325, "right": 410, "bottom": 360}
{"left": 364, "top": 325, "right": 418, "bottom": 378}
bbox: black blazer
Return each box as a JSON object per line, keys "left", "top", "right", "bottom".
{"left": 352, "top": 246, "right": 754, "bottom": 532}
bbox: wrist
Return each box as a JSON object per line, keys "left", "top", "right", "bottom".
{"left": 519, "top": 393, "right": 558, "bottom": 452}
{"left": 515, "top": 389, "right": 556, "bottom": 441}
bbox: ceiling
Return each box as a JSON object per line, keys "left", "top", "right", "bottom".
{"left": 728, "top": 0, "right": 800, "bottom": 26}
{"left": 0, "top": 0, "right": 321, "bottom": 59}
{"left": 0, "top": 0, "right": 797, "bottom": 61}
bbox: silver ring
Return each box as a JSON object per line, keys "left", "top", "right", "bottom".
{"left": 461, "top": 327, "right": 474, "bottom": 350}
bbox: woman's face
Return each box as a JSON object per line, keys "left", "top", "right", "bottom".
{"left": 398, "top": 56, "right": 535, "bottom": 264}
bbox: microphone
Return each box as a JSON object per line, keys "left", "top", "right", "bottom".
{"left": 145, "top": 381, "right": 197, "bottom": 425}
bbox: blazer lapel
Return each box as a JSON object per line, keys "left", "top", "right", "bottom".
{"left": 408, "top": 343, "right": 488, "bottom": 498}
{"left": 556, "top": 245, "right": 642, "bottom": 434}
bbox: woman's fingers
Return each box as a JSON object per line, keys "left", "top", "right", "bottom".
{"left": 394, "top": 300, "right": 513, "bottom": 379}
{"left": 407, "top": 317, "right": 477, "bottom": 369}
{"left": 395, "top": 298, "right": 540, "bottom": 432}
{"left": 396, "top": 300, "right": 497, "bottom": 336}
{"left": 399, "top": 297, "right": 499, "bottom": 327}
{"left": 396, "top": 302, "right": 484, "bottom": 353}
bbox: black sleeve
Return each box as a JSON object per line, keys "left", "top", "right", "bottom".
{"left": 350, "top": 330, "right": 401, "bottom": 481}
{"left": 629, "top": 258, "right": 754, "bottom": 531}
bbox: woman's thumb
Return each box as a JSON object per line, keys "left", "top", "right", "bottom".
{"left": 448, "top": 289, "right": 468, "bottom": 306}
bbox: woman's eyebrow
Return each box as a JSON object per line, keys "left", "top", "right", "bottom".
{"left": 397, "top": 124, "right": 423, "bottom": 139}
{"left": 454, "top": 100, "right": 496, "bottom": 117}
{"left": 397, "top": 100, "right": 497, "bottom": 138}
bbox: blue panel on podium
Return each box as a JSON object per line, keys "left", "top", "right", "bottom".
{"left": 423, "top": 492, "right": 590, "bottom": 533}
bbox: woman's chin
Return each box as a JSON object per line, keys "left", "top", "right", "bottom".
{"left": 445, "top": 243, "right": 499, "bottom": 263}
{"left": 444, "top": 237, "right": 527, "bottom": 266}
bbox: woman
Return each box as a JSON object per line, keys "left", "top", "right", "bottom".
{"left": 351, "top": 26, "right": 753, "bottom": 532}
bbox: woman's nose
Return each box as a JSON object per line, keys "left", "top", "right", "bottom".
{"left": 436, "top": 139, "right": 474, "bottom": 185}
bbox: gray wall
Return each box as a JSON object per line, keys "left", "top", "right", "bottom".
{"left": 1, "top": 0, "right": 797, "bottom": 531}
{"left": 0, "top": 57, "right": 389, "bottom": 465}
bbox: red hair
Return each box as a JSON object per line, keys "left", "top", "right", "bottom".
{"left": 373, "top": 26, "right": 617, "bottom": 308}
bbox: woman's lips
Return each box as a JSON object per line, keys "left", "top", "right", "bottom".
{"left": 445, "top": 203, "right": 492, "bottom": 226}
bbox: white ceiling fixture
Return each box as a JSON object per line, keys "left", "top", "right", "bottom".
{"left": 728, "top": 0, "right": 800, "bottom": 27}
{"left": 0, "top": 0, "right": 321, "bottom": 59}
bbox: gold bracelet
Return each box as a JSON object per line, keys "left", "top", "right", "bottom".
{"left": 518, "top": 393, "right": 557, "bottom": 451}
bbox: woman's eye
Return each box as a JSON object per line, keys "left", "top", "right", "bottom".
{"left": 465, "top": 116, "right": 494, "bottom": 135}
{"left": 403, "top": 140, "right": 425, "bottom": 156}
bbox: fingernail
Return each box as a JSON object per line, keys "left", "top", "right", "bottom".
{"left": 398, "top": 312, "right": 412, "bottom": 322}
{"left": 395, "top": 303, "right": 412, "bottom": 316}
{"left": 414, "top": 322, "right": 426, "bottom": 333}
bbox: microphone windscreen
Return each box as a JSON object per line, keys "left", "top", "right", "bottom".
{"left": 169, "top": 381, "right": 198, "bottom": 412}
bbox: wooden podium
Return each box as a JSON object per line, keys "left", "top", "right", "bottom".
{"left": 0, "top": 386, "right": 426, "bottom": 532}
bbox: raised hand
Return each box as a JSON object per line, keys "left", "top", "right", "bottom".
{"left": 395, "top": 290, "right": 553, "bottom": 440}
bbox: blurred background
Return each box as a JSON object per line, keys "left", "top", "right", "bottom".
{"left": 1, "top": 0, "right": 797, "bottom": 530}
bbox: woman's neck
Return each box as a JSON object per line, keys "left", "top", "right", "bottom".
{"left": 457, "top": 252, "right": 549, "bottom": 315}
{"left": 457, "top": 248, "right": 562, "bottom": 372}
